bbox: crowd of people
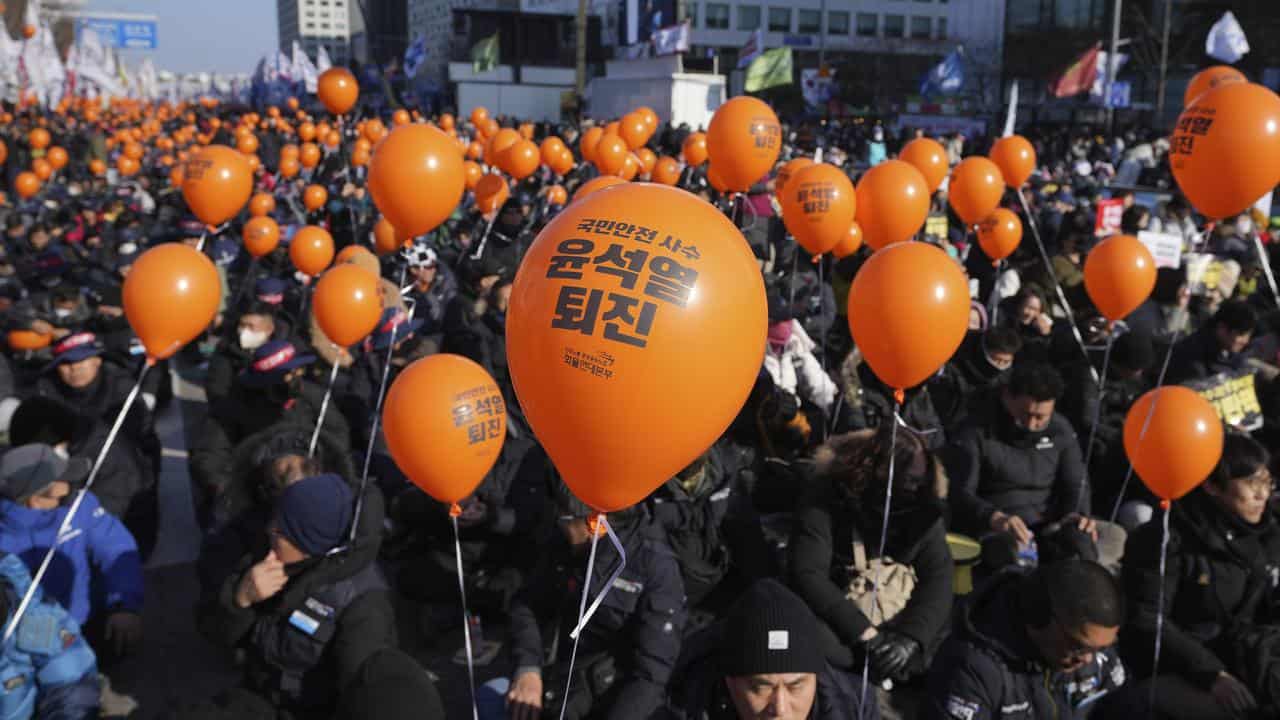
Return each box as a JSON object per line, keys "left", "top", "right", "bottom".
{"left": 0, "top": 88, "right": 1277, "bottom": 720}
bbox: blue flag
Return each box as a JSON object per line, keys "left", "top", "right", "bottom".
{"left": 404, "top": 35, "right": 428, "bottom": 78}
{"left": 920, "top": 46, "right": 965, "bottom": 97}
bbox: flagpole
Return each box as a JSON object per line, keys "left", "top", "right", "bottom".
{"left": 1155, "top": 0, "right": 1172, "bottom": 125}
{"left": 1104, "top": 0, "right": 1122, "bottom": 133}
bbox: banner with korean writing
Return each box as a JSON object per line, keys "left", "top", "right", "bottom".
{"left": 1185, "top": 368, "right": 1264, "bottom": 432}
{"left": 1137, "top": 230, "right": 1183, "bottom": 269}
{"left": 1095, "top": 197, "right": 1123, "bottom": 236}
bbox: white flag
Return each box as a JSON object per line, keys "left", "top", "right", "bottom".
{"left": 317, "top": 44, "right": 333, "bottom": 73}
{"left": 1206, "top": 11, "right": 1249, "bottom": 64}
{"left": 652, "top": 21, "right": 690, "bottom": 56}
{"left": 138, "top": 59, "right": 158, "bottom": 100}
{"left": 292, "top": 40, "right": 318, "bottom": 93}
{"left": 275, "top": 50, "right": 294, "bottom": 82}
{"left": 1090, "top": 51, "right": 1128, "bottom": 100}
{"left": 1002, "top": 81, "right": 1018, "bottom": 138}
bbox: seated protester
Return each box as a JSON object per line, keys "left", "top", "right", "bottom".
{"left": 190, "top": 339, "right": 351, "bottom": 524}
{"left": 83, "top": 285, "right": 140, "bottom": 366}
{"left": 666, "top": 579, "right": 878, "bottom": 720}
{"left": 932, "top": 327, "right": 1022, "bottom": 431}
{"left": 998, "top": 287, "right": 1055, "bottom": 361}
{"left": 307, "top": 248, "right": 405, "bottom": 372}
{"left": 206, "top": 303, "right": 282, "bottom": 411}
{"left": 341, "top": 307, "right": 431, "bottom": 454}
{"left": 9, "top": 397, "right": 158, "bottom": 558}
{"left": 789, "top": 427, "right": 953, "bottom": 680}
{"left": 0, "top": 445, "right": 143, "bottom": 652}
{"left": 945, "top": 361, "right": 1125, "bottom": 570}
{"left": 1166, "top": 299, "right": 1258, "bottom": 385}
{"left": 848, "top": 360, "right": 947, "bottom": 452}
{"left": 250, "top": 276, "right": 296, "bottom": 326}
{"left": 1127, "top": 267, "right": 1192, "bottom": 353}
{"left": 742, "top": 386, "right": 818, "bottom": 514}
{"left": 647, "top": 443, "right": 775, "bottom": 619}
{"left": 1119, "top": 434, "right": 1280, "bottom": 720}
{"left": 333, "top": 648, "right": 446, "bottom": 720}
{"left": 496, "top": 481, "right": 686, "bottom": 720}
{"left": 205, "top": 474, "right": 395, "bottom": 717}
{"left": 0, "top": 551, "right": 101, "bottom": 720}
{"left": 763, "top": 296, "right": 839, "bottom": 413}
{"left": 402, "top": 244, "right": 457, "bottom": 352}
{"left": 43, "top": 284, "right": 92, "bottom": 334}
{"left": 925, "top": 559, "right": 1127, "bottom": 720}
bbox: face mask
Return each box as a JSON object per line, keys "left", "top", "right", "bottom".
{"left": 239, "top": 329, "right": 269, "bottom": 351}
{"left": 52, "top": 444, "right": 69, "bottom": 460}
{"left": 53, "top": 308, "right": 74, "bottom": 319}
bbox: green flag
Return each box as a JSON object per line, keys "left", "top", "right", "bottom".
{"left": 744, "top": 47, "right": 793, "bottom": 92}
{"left": 471, "top": 32, "right": 500, "bottom": 73}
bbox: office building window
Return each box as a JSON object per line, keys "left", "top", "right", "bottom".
{"left": 768, "top": 7, "right": 790, "bottom": 32}
{"left": 706, "top": 3, "right": 730, "bottom": 29}
{"left": 738, "top": 5, "right": 761, "bottom": 30}
{"left": 913, "top": 0, "right": 931, "bottom": 3}
{"left": 937, "top": 17, "right": 947, "bottom": 37}
{"left": 688, "top": 2, "right": 698, "bottom": 27}
{"left": 828, "top": 10, "right": 849, "bottom": 34}
{"left": 884, "top": 14, "right": 904, "bottom": 37}
{"left": 798, "top": 9, "right": 820, "bottom": 33}
{"left": 856, "top": 12, "right": 878, "bottom": 36}
{"left": 910, "top": 16, "right": 930, "bottom": 38}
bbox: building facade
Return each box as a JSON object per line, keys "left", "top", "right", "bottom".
{"left": 277, "top": 0, "right": 359, "bottom": 65}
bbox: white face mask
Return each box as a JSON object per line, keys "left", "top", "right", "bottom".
{"left": 53, "top": 307, "right": 74, "bottom": 319}
{"left": 52, "top": 444, "right": 69, "bottom": 460}
{"left": 239, "top": 329, "right": 269, "bottom": 351}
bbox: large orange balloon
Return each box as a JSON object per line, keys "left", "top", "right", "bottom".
{"left": 475, "top": 173, "right": 510, "bottom": 214}
{"left": 383, "top": 354, "right": 507, "bottom": 505}
{"left": 317, "top": 67, "right": 359, "bottom": 115}
{"left": 780, "top": 163, "right": 857, "bottom": 258}
{"left": 313, "top": 264, "right": 382, "bottom": 347}
{"left": 32, "top": 158, "right": 51, "bottom": 181}
{"left": 706, "top": 164, "right": 730, "bottom": 193}
{"left": 13, "top": 172, "right": 38, "bottom": 199}
{"left": 368, "top": 124, "right": 465, "bottom": 237}
{"left": 182, "top": 145, "right": 252, "bottom": 226}
{"left": 948, "top": 156, "right": 1006, "bottom": 227}
{"left": 8, "top": 329, "right": 51, "bottom": 351}
{"left": 682, "top": 132, "right": 708, "bottom": 166}
{"left": 540, "top": 137, "right": 567, "bottom": 166}
{"left": 303, "top": 184, "right": 328, "bottom": 212}
{"left": 505, "top": 140, "right": 540, "bottom": 180}
{"left": 775, "top": 157, "right": 813, "bottom": 195}
{"left": 989, "top": 135, "right": 1036, "bottom": 188}
{"left": 706, "top": 97, "right": 781, "bottom": 191}
{"left": 619, "top": 112, "right": 649, "bottom": 150}
{"left": 45, "top": 146, "right": 67, "bottom": 170}
{"left": 279, "top": 156, "right": 300, "bottom": 178}
{"left": 249, "top": 192, "right": 275, "bottom": 217}
{"left": 507, "top": 184, "right": 766, "bottom": 512}
{"left": 580, "top": 126, "right": 603, "bottom": 164}
{"left": 848, "top": 241, "right": 969, "bottom": 391}
{"left": 899, "top": 138, "right": 948, "bottom": 192}
{"left": 463, "top": 160, "right": 483, "bottom": 189}
{"left": 572, "top": 175, "right": 626, "bottom": 202}
{"left": 1184, "top": 65, "right": 1246, "bottom": 107}
{"left": 652, "top": 156, "right": 681, "bottom": 186}
{"left": 123, "top": 244, "right": 221, "bottom": 361}
{"left": 1125, "top": 387, "right": 1224, "bottom": 502}
{"left": 373, "top": 217, "right": 400, "bottom": 255}
{"left": 335, "top": 245, "right": 372, "bottom": 264}
{"left": 487, "top": 128, "right": 521, "bottom": 170}
{"left": 976, "top": 208, "right": 1022, "bottom": 263}
{"left": 290, "top": 225, "right": 335, "bottom": 276}
{"left": 1083, "top": 234, "right": 1156, "bottom": 322}
{"left": 1170, "top": 82, "right": 1280, "bottom": 220}
{"left": 636, "top": 106, "right": 658, "bottom": 132}
{"left": 833, "top": 222, "right": 863, "bottom": 259}
{"left": 549, "top": 147, "right": 575, "bottom": 176}
{"left": 594, "top": 134, "right": 628, "bottom": 176}
{"left": 637, "top": 148, "right": 657, "bottom": 176}
{"left": 854, "top": 160, "right": 930, "bottom": 250}
{"left": 243, "top": 216, "right": 281, "bottom": 258}
{"left": 470, "top": 107, "right": 489, "bottom": 126}
{"left": 28, "top": 128, "right": 49, "bottom": 150}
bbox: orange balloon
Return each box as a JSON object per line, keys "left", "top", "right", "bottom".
{"left": 976, "top": 208, "right": 1022, "bottom": 263}
{"left": 480, "top": 118, "right": 500, "bottom": 138}
{"left": 833, "top": 222, "right": 863, "bottom": 259}
{"left": 115, "top": 155, "right": 139, "bottom": 177}
{"left": 336, "top": 245, "right": 371, "bottom": 265}
{"left": 948, "top": 156, "right": 1007, "bottom": 227}
{"left": 317, "top": 67, "right": 359, "bottom": 115}
{"left": 545, "top": 184, "right": 568, "bottom": 206}
{"left": 505, "top": 139, "right": 540, "bottom": 180}
{"left": 661, "top": 126, "right": 688, "bottom": 167}
{"left": 466, "top": 141, "right": 484, "bottom": 161}
{"left": 313, "top": 264, "right": 383, "bottom": 347}
{"left": 21, "top": 24, "right": 34, "bottom": 40}
{"left": 46, "top": 146, "right": 67, "bottom": 170}
{"left": 540, "top": 137, "right": 568, "bottom": 167}
{"left": 123, "top": 142, "right": 143, "bottom": 161}
{"left": 636, "top": 148, "right": 657, "bottom": 176}
{"left": 549, "top": 147, "right": 575, "bottom": 176}
{"left": 383, "top": 354, "right": 507, "bottom": 505}
{"left": 487, "top": 127, "right": 521, "bottom": 169}
{"left": 463, "top": 160, "right": 483, "bottom": 189}
{"left": 470, "top": 107, "right": 489, "bottom": 126}
{"left": 651, "top": 156, "right": 681, "bottom": 186}
{"left": 236, "top": 133, "right": 259, "bottom": 155}
{"left": 848, "top": 241, "right": 969, "bottom": 391}
{"left": 304, "top": 184, "right": 328, "bottom": 212}
{"left": 169, "top": 167, "right": 184, "bottom": 187}
{"left": 619, "top": 112, "right": 649, "bottom": 150}
{"left": 350, "top": 146, "right": 371, "bottom": 167}
{"left": 28, "top": 128, "right": 50, "bottom": 150}
{"left": 898, "top": 138, "right": 948, "bottom": 192}
{"left": 572, "top": 175, "right": 626, "bottom": 203}
{"left": 279, "top": 156, "right": 300, "bottom": 178}
{"left": 620, "top": 153, "right": 641, "bottom": 181}
{"left": 780, "top": 163, "right": 857, "bottom": 258}
{"left": 580, "top": 126, "right": 603, "bottom": 164}
{"left": 855, "top": 160, "right": 930, "bottom": 250}
{"left": 594, "top": 133, "right": 628, "bottom": 176}
{"left": 1170, "top": 82, "right": 1280, "bottom": 220}
{"left": 440, "top": 113, "right": 455, "bottom": 131}
{"left": 249, "top": 193, "right": 276, "bottom": 217}
{"left": 392, "top": 109, "right": 411, "bottom": 126}
{"left": 299, "top": 122, "right": 317, "bottom": 142}
{"left": 290, "top": 225, "right": 335, "bottom": 276}
{"left": 706, "top": 97, "right": 781, "bottom": 191}
{"left": 475, "top": 173, "right": 510, "bottom": 214}
{"left": 636, "top": 106, "right": 658, "bottom": 131}
{"left": 507, "top": 184, "right": 766, "bottom": 512}
{"left": 31, "top": 158, "right": 51, "bottom": 181}
{"left": 89, "top": 158, "right": 106, "bottom": 176}
{"left": 8, "top": 329, "right": 51, "bottom": 351}
{"left": 299, "top": 143, "right": 321, "bottom": 169}
{"left": 363, "top": 120, "right": 387, "bottom": 144}
{"left": 353, "top": 137, "right": 372, "bottom": 155}
{"left": 373, "top": 217, "right": 400, "bottom": 255}
{"left": 1184, "top": 65, "right": 1246, "bottom": 107}
{"left": 324, "top": 131, "right": 341, "bottom": 149}
{"left": 706, "top": 164, "right": 730, "bottom": 193}
{"left": 1083, "top": 234, "right": 1156, "bottom": 322}
{"left": 369, "top": 125, "right": 465, "bottom": 236}
{"left": 989, "top": 135, "right": 1036, "bottom": 188}
{"left": 775, "top": 157, "right": 813, "bottom": 195}
{"left": 243, "top": 216, "right": 281, "bottom": 258}
{"left": 518, "top": 122, "right": 535, "bottom": 140}
{"left": 0, "top": 141, "right": 7, "bottom": 165}
{"left": 123, "top": 244, "right": 221, "bottom": 361}
{"left": 1125, "top": 387, "right": 1224, "bottom": 502}
{"left": 181, "top": 145, "right": 252, "bottom": 226}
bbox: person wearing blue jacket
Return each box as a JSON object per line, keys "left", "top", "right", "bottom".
{"left": 0, "top": 444, "right": 143, "bottom": 655}
{"left": 0, "top": 551, "right": 100, "bottom": 720}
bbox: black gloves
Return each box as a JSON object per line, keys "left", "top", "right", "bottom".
{"left": 867, "top": 629, "right": 921, "bottom": 680}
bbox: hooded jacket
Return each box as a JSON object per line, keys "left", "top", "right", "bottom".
{"left": 1167, "top": 325, "right": 1251, "bottom": 386}
{"left": 762, "top": 319, "right": 839, "bottom": 411}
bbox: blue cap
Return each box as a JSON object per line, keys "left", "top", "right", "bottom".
{"left": 365, "top": 307, "right": 423, "bottom": 352}
{"left": 239, "top": 339, "right": 315, "bottom": 388}
{"left": 254, "top": 277, "right": 288, "bottom": 305}
{"left": 45, "top": 331, "right": 104, "bottom": 370}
